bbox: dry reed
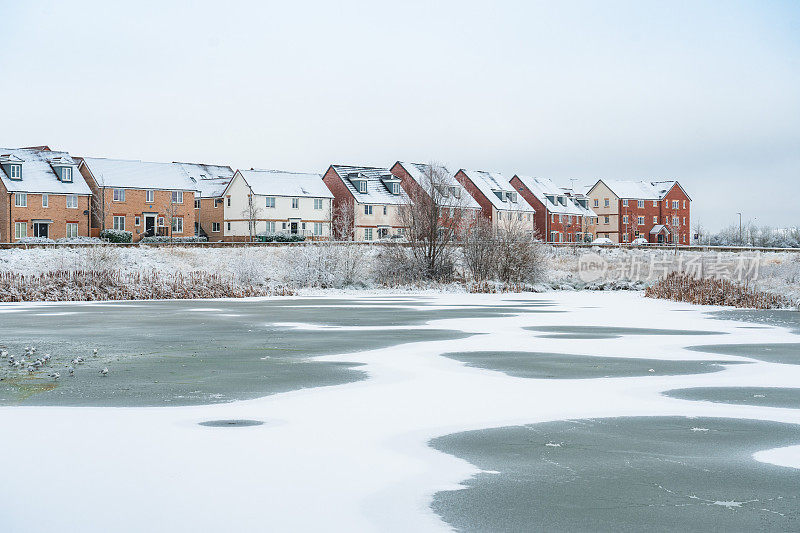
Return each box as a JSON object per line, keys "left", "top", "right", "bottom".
{"left": 644, "top": 272, "right": 794, "bottom": 309}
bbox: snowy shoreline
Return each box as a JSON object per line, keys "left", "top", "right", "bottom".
{"left": 1, "top": 292, "right": 799, "bottom": 531}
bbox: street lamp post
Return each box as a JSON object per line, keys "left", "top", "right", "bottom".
{"left": 737, "top": 212, "right": 742, "bottom": 245}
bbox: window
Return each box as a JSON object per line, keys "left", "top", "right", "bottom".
{"left": 358, "top": 181, "right": 367, "bottom": 193}
{"left": 683, "top": 200, "right": 686, "bottom": 209}
{"left": 683, "top": 217, "right": 686, "bottom": 225}
{"left": 194, "top": 198, "right": 200, "bottom": 209}
{"left": 314, "top": 222, "right": 323, "bottom": 235}
{"left": 653, "top": 200, "right": 658, "bottom": 207}
{"left": 212, "top": 222, "right": 220, "bottom": 233}
{"left": 10, "top": 165, "right": 21, "bottom": 179}
{"left": 146, "top": 190, "right": 154, "bottom": 203}
{"left": 391, "top": 183, "right": 399, "bottom": 195}
{"left": 604, "top": 198, "right": 610, "bottom": 207}
{"left": 292, "top": 198, "right": 299, "bottom": 209}
{"left": 14, "top": 222, "right": 26, "bottom": 239}
{"left": 364, "top": 205, "right": 373, "bottom": 215}
{"left": 227, "top": 222, "right": 231, "bottom": 231}
{"left": 551, "top": 214, "right": 556, "bottom": 223}
{"left": 66, "top": 223, "right": 78, "bottom": 238}
{"left": 653, "top": 216, "right": 658, "bottom": 224}
{"left": 672, "top": 200, "right": 679, "bottom": 209}
{"left": 113, "top": 216, "right": 125, "bottom": 231}
{"left": 637, "top": 216, "right": 644, "bottom": 225}
{"left": 265, "top": 197, "right": 275, "bottom": 208}
{"left": 66, "top": 195, "right": 78, "bottom": 208}
{"left": 42, "top": 194, "right": 48, "bottom": 208}
{"left": 364, "top": 228, "right": 373, "bottom": 241}
{"left": 158, "top": 216, "right": 165, "bottom": 226}
{"left": 172, "top": 217, "right": 183, "bottom": 233}
{"left": 637, "top": 200, "right": 644, "bottom": 208}
{"left": 604, "top": 216, "right": 609, "bottom": 224}
{"left": 265, "top": 221, "right": 275, "bottom": 233}
{"left": 622, "top": 199, "right": 628, "bottom": 207}
{"left": 113, "top": 189, "right": 125, "bottom": 202}
{"left": 383, "top": 205, "right": 387, "bottom": 215}
{"left": 622, "top": 215, "right": 629, "bottom": 224}
{"left": 623, "top": 233, "right": 629, "bottom": 242}
{"left": 214, "top": 199, "right": 221, "bottom": 208}
{"left": 135, "top": 216, "right": 141, "bottom": 226}
{"left": 314, "top": 198, "right": 323, "bottom": 210}
{"left": 593, "top": 198, "right": 599, "bottom": 207}
{"left": 226, "top": 197, "right": 231, "bottom": 207}
{"left": 62, "top": 167, "right": 72, "bottom": 182}
{"left": 301, "top": 222, "right": 306, "bottom": 231}
{"left": 14, "top": 193, "right": 26, "bottom": 207}
{"left": 172, "top": 191, "right": 183, "bottom": 204}
{"left": 672, "top": 216, "right": 679, "bottom": 226}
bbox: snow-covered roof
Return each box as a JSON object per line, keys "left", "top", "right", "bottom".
{"left": 394, "top": 162, "right": 481, "bottom": 209}
{"left": 176, "top": 162, "right": 234, "bottom": 198}
{"left": 331, "top": 165, "right": 411, "bottom": 205}
{"left": 80, "top": 157, "right": 199, "bottom": 191}
{"left": 458, "top": 169, "right": 534, "bottom": 212}
{"left": 596, "top": 179, "right": 682, "bottom": 200}
{"left": 513, "top": 175, "right": 595, "bottom": 217}
{"left": 238, "top": 169, "right": 333, "bottom": 198}
{"left": 0, "top": 148, "right": 92, "bottom": 195}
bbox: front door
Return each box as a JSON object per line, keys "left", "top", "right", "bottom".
{"left": 290, "top": 222, "right": 298, "bottom": 235}
{"left": 145, "top": 215, "right": 156, "bottom": 237}
{"left": 33, "top": 222, "right": 48, "bottom": 238}
{"left": 657, "top": 234, "right": 664, "bottom": 243}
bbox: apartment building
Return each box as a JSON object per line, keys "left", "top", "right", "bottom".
{"left": 511, "top": 175, "right": 598, "bottom": 242}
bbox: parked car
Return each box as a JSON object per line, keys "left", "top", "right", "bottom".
{"left": 591, "top": 237, "right": 613, "bottom": 245}
{"left": 631, "top": 237, "right": 649, "bottom": 245}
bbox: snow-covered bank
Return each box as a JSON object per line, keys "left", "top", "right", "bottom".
{"left": 0, "top": 292, "right": 798, "bottom": 532}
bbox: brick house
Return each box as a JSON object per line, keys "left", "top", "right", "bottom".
{"left": 176, "top": 162, "right": 234, "bottom": 241}
{"left": 511, "top": 175, "right": 598, "bottom": 243}
{"left": 221, "top": 169, "right": 333, "bottom": 241}
{"left": 78, "top": 157, "right": 200, "bottom": 241}
{"left": 323, "top": 165, "right": 411, "bottom": 241}
{"left": 454, "top": 169, "right": 535, "bottom": 232}
{"left": 586, "top": 179, "right": 691, "bottom": 244}
{"left": 390, "top": 162, "right": 481, "bottom": 232}
{"left": 0, "top": 147, "right": 92, "bottom": 242}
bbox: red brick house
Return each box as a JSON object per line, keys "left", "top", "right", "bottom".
{"left": 176, "top": 162, "right": 234, "bottom": 241}
{"left": 390, "top": 162, "right": 481, "bottom": 232}
{"left": 586, "top": 179, "right": 691, "bottom": 244}
{"left": 0, "top": 147, "right": 92, "bottom": 242}
{"left": 78, "top": 157, "right": 200, "bottom": 241}
{"left": 323, "top": 165, "right": 411, "bottom": 241}
{"left": 454, "top": 169, "right": 535, "bottom": 232}
{"left": 511, "top": 175, "right": 598, "bottom": 242}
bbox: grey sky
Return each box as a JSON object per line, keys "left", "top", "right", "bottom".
{"left": 1, "top": 0, "right": 798, "bottom": 230}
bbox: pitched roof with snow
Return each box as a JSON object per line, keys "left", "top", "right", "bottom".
{"left": 331, "top": 165, "right": 410, "bottom": 205}
{"left": 514, "top": 175, "right": 595, "bottom": 216}
{"left": 80, "top": 157, "right": 199, "bottom": 191}
{"left": 596, "top": 179, "right": 682, "bottom": 200}
{"left": 394, "top": 162, "right": 481, "bottom": 209}
{"left": 239, "top": 169, "right": 333, "bottom": 198}
{"left": 458, "top": 169, "right": 534, "bottom": 212}
{"left": 176, "top": 162, "right": 234, "bottom": 198}
{"left": 0, "top": 148, "right": 92, "bottom": 195}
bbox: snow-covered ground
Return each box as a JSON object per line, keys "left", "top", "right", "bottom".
{"left": 0, "top": 292, "right": 798, "bottom": 532}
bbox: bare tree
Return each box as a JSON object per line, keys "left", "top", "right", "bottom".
{"left": 495, "top": 215, "right": 545, "bottom": 284}
{"left": 332, "top": 200, "right": 355, "bottom": 241}
{"left": 396, "top": 163, "right": 468, "bottom": 280}
{"left": 460, "top": 216, "right": 497, "bottom": 282}
{"left": 162, "top": 192, "right": 183, "bottom": 242}
{"left": 91, "top": 173, "right": 113, "bottom": 233}
{"left": 242, "top": 192, "right": 263, "bottom": 242}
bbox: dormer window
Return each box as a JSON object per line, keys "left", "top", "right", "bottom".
{"left": 493, "top": 191, "right": 505, "bottom": 201}
{"left": 61, "top": 167, "right": 72, "bottom": 182}
{"left": 9, "top": 165, "right": 21, "bottom": 180}
{"left": 391, "top": 183, "right": 399, "bottom": 195}
{"left": 450, "top": 186, "right": 460, "bottom": 198}
{"left": 507, "top": 192, "right": 517, "bottom": 203}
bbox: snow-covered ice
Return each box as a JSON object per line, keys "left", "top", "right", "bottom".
{"left": 0, "top": 291, "right": 798, "bottom": 532}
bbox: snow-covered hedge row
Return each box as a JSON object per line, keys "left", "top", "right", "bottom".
{"left": 139, "top": 236, "right": 208, "bottom": 243}
{"left": 99, "top": 229, "right": 133, "bottom": 243}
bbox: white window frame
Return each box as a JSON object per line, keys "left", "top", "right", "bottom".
{"left": 637, "top": 216, "right": 645, "bottom": 225}
{"left": 10, "top": 165, "right": 21, "bottom": 179}
{"left": 135, "top": 216, "right": 141, "bottom": 226}
{"left": 113, "top": 189, "right": 125, "bottom": 202}
{"left": 292, "top": 198, "right": 299, "bottom": 209}
{"left": 358, "top": 181, "right": 367, "bottom": 193}
{"left": 194, "top": 198, "right": 200, "bottom": 209}
{"left": 313, "top": 198, "right": 323, "bottom": 210}
{"left": 265, "top": 197, "right": 275, "bottom": 208}
{"left": 212, "top": 222, "right": 220, "bottom": 233}
{"left": 66, "top": 195, "right": 78, "bottom": 208}
{"left": 14, "top": 193, "right": 27, "bottom": 207}
{"left": 172, "top": 217, "right": 183, "bottom": 233}
{"left": 314, "top": 222, "right": 323, "bottom": 235}
{"left": 66, "top": 222, "right": 79, "bottom": 238}
{"left": 622, "top": 199, "right": 628, "bottom": 207}
{"left": 653, "top": 216, "right": 658, "bottom": 224}
{"left": 622, "top": 215, "right": 628, "bottom": 224}
{"left": 42, "top": 194, "right": 48, "bottom": 208}
{"left": 227, "top": 222, "right": 231, "bottom": 231}
{"left": 364, "top": 228, "right": 373, "bottom": 241}
{"left": 62, "top": 167, "right": 72, "bottom": 182}
{"left": 364, "top": 205, "right": 373, "bottom": 215}
{"left": 172, "top": 191, "right": 183, "bottom": 204}
{"left": 653, "top": 200, "right": 658, "bottom": 207}
{"left": 113, "top": 216, "right": 125, "bottom": 231}
{"left": 14, "top": 221, "right": 26, "bottom": 239}
{"left": 637, "top": 200, "right": 644, "bottom": 208}
{"left": 593, "top": 198, "right": 598, "bottom": 207}
{"left": 266, "top": 221, "right": 275, "bottom": 233}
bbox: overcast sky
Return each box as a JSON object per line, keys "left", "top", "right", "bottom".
{"left": 1, "top": 0, "right": 797, "bottom": 230}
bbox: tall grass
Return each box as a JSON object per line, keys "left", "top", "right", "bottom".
{"left": 0, "top": 270, "right": 293, "bottom": 302}
{"left": 644, "top": 272, "right": 794, "bottom": 309}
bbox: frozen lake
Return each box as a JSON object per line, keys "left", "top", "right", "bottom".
{"left": 0, "top": 292, "right": 798, "bottom": 532}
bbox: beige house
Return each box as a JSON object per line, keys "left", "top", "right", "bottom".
{"left": 221, "top": 169, "right": 333, "bottom": 240}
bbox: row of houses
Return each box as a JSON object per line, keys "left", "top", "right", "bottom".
{"left": 0, "top": 146, "right": 691, "bottom": 244}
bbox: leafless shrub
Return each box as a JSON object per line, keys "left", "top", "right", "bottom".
{"left": 374, "top": 244, "right": 423, "bottom": 286}
{"left": 460, "top": 217, "right": 497, "bottom": 282}
{"left": 645, "top": 272, "right": 794, "bottom": 309}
